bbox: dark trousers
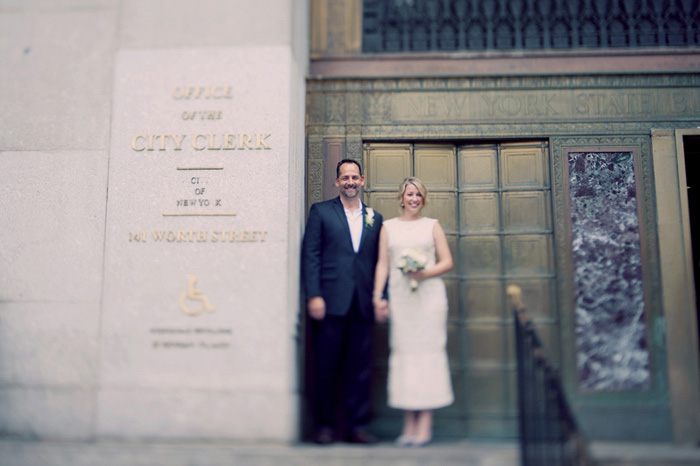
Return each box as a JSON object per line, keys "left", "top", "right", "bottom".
{"left": 312, "top": 295, "right": 373, "bottom": 434}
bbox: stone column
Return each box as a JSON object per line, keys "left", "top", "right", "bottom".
{"left": 652, "top": 128, "right": 700, "bottom": 444}
{"left": 0, "top": 0, "right": 308, "bottom": 442}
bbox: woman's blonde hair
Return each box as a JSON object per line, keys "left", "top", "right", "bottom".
{"left": 398, "top": 177, "right": 428, "bottom": 210}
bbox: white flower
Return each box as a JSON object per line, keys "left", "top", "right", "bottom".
{"left": 397, "top": 248, "right": 427, "bottom": 291}
{"left": 365, "top": 207, "right": 375, "bottom": 227}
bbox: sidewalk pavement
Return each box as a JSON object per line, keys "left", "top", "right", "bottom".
{"left": 0, "top": 438, "right": 517, "bottom": 466}
{"left": 2, "top": 438, "right": 700, "bottom": 466}
{"left": 590, "top": 441, "right": 700, "bottom": 465}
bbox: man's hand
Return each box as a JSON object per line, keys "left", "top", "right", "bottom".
{"left": 307, "top": 296, "right": 326, "bottom": 321}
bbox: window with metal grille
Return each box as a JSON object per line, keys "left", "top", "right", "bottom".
{"left": 362, "top": 0, "right": 700, "bottom": 53}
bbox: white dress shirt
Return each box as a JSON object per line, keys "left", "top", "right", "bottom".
{"left": 344, "top": 201, "right": 364, "bottom": 253}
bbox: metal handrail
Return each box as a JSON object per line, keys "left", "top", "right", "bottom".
{"left": 508, "top": 285, "right": 596, "bottom": 466}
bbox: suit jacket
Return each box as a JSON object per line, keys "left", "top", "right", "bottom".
{"left": 302, "top": 196, "right": 383, "bottom": 320}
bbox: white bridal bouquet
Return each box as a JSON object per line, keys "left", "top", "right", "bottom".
{"left": 397, "top": 248, "right": 427, "bottom": 291}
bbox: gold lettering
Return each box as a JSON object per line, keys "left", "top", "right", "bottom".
{"left": 136, "top": 231, "right": 267, "bottom": 244}
{"left": 170, "top": 134, "right": 185, "bottom": 150}
{"left": 129, "top": 232, "right": 147, "bottom": 242}
{"left": 131, "top": 135, "right": 146, "bottom": 151}
{"left": 132, "top": 134, "right": 270, "bottom": 151}
{"left": 255, "top": 133, "right": 271, "bottom": 150}
{"left": 238, "top": 134, "right": 253, "bottom": 150}
{"left": 131, "top": 134, "right": 186, "bottom": 151}
{"left": 223, "top": 134, "right": 237, "bottom": 150}
{"left": 208, "top": 134, "right": 221, "bottom": 150}
{"left": 192, "top": 134, "right": 206, "bottom": 150}
{"left": 172, "top": 86, "right": 234, "bottom": 100}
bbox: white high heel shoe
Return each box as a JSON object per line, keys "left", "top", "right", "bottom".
{"left": 411, "top": 436, "right": 431, "bottom": 447}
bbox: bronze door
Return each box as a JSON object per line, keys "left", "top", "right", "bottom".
{"left": 363, "top": 141, "right": 557, "bottom": 439}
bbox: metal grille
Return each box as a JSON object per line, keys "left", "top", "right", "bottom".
{"left": 363, "top": 0, "right": 700, "bottom": 53}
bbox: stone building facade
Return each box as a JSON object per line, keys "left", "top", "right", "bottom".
{"left": 306, "top": 0, "right": 700, "bottom": 443}
{"left": 1, "top": 0, "right": 699, "bottom": 445}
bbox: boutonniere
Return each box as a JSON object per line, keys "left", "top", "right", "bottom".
{"left": 365, "top": 207, "right": 375, "bottom": 227}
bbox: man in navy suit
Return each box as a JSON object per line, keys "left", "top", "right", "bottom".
{"left": 302, "top": 159, "right": 384, "bottom": 444}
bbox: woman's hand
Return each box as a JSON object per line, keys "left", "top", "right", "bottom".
{"left": 407, "top": 270, "right": 427, "bottom": 282}
{"left": 373, "top": 298, "right": 390, "bottom": 323}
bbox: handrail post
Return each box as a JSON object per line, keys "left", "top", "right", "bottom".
{"left": 509, "top": 285, "right": 596, "bottom": 466}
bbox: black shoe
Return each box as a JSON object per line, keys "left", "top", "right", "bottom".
{"left": 347, "top": 429, "right": 378, "bottom": 445}
{"left": 314, "top": 427, "right": 335, "bottom": 445}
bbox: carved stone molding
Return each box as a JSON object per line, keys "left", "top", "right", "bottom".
{"left": 324, "top": 92, "right": 346, "bottom": 123}
{"left": 308, "top": 138, "right": 324, "bottom": 160}
{"left": 308, "top": 73, "right": 700, "bottom": 92}
{"left": 346, "top": 136, "right": 362, "bottom": 160}
{"left": 308, "top": 160, "right": 324, "bottom": 206}
{"left": 308, "top": 74, "right": 700, "bottom": 140}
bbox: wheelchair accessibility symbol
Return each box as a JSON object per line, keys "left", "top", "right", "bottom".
{"left": 179, "top": 275, "right": 215, "bottom": 316}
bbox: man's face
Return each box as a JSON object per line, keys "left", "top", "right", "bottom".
{"left": 335, "top": 162, "right": 364, "bottom": 200}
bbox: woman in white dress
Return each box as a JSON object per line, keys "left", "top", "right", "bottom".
{"left": 373, "top": 177, "right": 454, "bottom": 446}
